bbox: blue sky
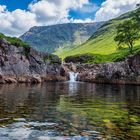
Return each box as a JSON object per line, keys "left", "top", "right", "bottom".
{"left": 0, "top": 0, "right": 138, "bottom": 36}
{"left": 69, "top": 0, "right": 104, "bottom": 20}
{"left": 0, "top": 0, "right": 32, "bottom": 11}
{"left": 0, "top": 0, "right": 104, "bottom": 10}
{"left": 0, "top": 0, "right": 104, "bottom": 20}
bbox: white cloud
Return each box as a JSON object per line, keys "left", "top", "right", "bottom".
{"left": 73, "top": 3, "right": 99, "bottom": 13}
{"left": 28, "top": 0, "right": 89, "bottom": 24}
{"left": 71, "top": 18, "right": 94, "bottom": 23}
{"left": 0, "top": 7, "right": 37, "bottom": 36}
{"left": 0, "top": 0, "right": 139, "bottom": 36}
{"left": 0, "top": 0, "right": 90, "bottom": 36}
{"left": 95, "top": 0, "right": 139, "bottom": 21}
{"left": 0, "top": 5, "right": 6, "bottom": 12}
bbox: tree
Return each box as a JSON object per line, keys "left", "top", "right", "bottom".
{"left": 114, "top": 20, "right": 140, "bottom": 54}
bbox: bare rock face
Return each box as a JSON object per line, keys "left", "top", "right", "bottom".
{"left": 67, "top": 53, "right": 140, "bottom": 85}
{"left": 0, "top": 38, "right": 65, "bottom": 84}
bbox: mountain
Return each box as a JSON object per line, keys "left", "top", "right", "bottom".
{"left": 55, "top": 8, "right": 140, "bottom": 63}
{"left": 20, "top": 22, "right": 104, "bottom": 53}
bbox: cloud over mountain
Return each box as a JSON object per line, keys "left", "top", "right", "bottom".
{"left": 0, "top": 0, "right": 139, "bottom": 36}
{"left": 95, "top": 0, "right": 139, "bottom": 21}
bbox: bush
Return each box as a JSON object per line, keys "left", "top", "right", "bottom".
{"left": 64, "top": 54, "right": 95, "bottom": 63}
{"left": 43, "top": 54, "right": 61, "bottom": 64}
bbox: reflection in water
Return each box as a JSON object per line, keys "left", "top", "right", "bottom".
{"left": 0, "top": 83, "right": 140, "bottom": 140}
{"left": 68, "top": 82, "right": 79, "bottom": 95}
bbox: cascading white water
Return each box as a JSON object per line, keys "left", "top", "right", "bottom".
{"left": 69, "top": 72, "right": 78, "bottom": 82}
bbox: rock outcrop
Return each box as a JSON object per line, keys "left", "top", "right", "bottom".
{"left": 63, "top": 53, "right": 140, "bottom": 85}
{"left": 0, "top": 38, "right": 67, "bottom": 84}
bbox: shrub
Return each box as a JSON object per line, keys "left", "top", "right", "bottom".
{"left": 0, "top": 33, "right": 30, "bottom": 58}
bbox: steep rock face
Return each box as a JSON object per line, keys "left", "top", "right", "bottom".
{"left": 0, "top": 38, "right": 66, "bottom": 83}
{"left": 63, "top": 53, "right": 140, "bottom": 85}
{"left": 20, "top": 23, "right": 104, "bottom": 53}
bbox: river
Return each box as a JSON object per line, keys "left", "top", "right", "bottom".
{"left": 0, "top": 82, "right": 140, "bottom": 140}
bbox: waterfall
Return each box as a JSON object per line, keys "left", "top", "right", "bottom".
{"left": 69, "top": 72, "right": 78, "bottom": 82}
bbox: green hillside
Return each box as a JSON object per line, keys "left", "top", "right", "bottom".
{"left": 55, "top": 9, "right": 140, "bottom": 63}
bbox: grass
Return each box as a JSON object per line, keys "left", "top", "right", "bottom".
{"left": 64, "top": 44, "right": 140, "bottom": 64}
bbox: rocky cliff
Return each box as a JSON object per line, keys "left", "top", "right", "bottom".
{"left": 63, "top": 52, "right": 140, "bottom": 85}
{"left": 0, "top": 38, "right": 66, "bottom": 84}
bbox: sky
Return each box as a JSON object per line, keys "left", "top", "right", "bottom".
{"left": 0, "top": 0, "right": 139, "bottom": 36}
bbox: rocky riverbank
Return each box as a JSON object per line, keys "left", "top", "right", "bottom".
{"left": 1, "top": 37, "right": 140, "bottom": 85}
{"left": 63, "top": 52, "right": 140, "bottom": 85}
{"left": 0, "top": 38, "right": 67, "bottom": 84}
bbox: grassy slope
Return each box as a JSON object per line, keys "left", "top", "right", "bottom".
{"left": 55, "top": 9, "right": 140, "bottom": 63}
{"left": 0, "top": 33, "right": 30, "bottom": 48}
{"left": 0, "top": 33, "right": 30, "bottom": 57}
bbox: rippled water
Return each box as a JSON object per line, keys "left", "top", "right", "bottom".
{"left": 0, "top": 82, "right": 140, "bottom": 140}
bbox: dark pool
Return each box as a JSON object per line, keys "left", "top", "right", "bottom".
{"left": 0, "top": 82, "right": 140, "bottom": 140}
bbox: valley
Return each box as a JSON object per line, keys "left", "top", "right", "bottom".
{"left": 0, "top": 2, "right": 140, "bottom": 140}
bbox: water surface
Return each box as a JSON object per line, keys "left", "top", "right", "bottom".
{"left": 0, "top": 82, "right": 140, "bottom": 140}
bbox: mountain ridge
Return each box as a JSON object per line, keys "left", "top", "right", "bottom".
{"left": 20, "top": 22, "right": 104, "bottom": 53}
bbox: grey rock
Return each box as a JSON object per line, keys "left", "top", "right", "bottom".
{"left": 63, "top": 53, "right": 140, "bottom": 85}
{"left": 0, "top": 38, "right": 66, "bottom": 83}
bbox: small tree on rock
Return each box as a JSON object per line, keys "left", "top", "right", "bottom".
{"left": 114, "top": 20, "right": 140, "bottom": 54}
